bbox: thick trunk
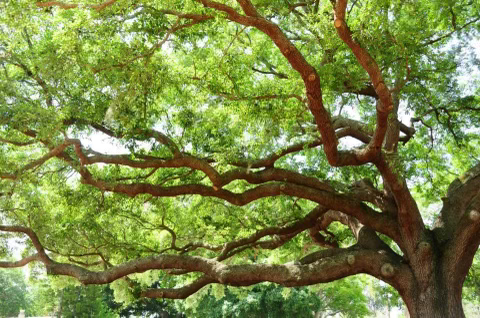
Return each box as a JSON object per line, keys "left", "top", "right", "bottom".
{"left": 401, "top": 273, "right": 465, "bottom": 318}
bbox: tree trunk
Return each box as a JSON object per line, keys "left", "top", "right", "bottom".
{"left": 405, "top": 290, "right": 464, "bottom": 318}
{"left": 400, "top": 271, "right": 465, "bottom": 318}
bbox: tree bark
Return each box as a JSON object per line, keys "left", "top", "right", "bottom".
{"left": 400, "top": 264, "right": 466, "bottom": 318}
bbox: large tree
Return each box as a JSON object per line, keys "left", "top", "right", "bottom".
{"left": 0, "top": 0, "right": 479, "bottom": 317}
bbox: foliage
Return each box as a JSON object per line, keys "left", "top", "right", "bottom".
{"left": 185, "top": 279, "right": 370, "bottom": 318}
{"left": 367, "top": 279, "right": 403, "bottom": 316}
{"left": 0, "top": 269, "right": 31, "bottom": 317}
{"left": 186, "top": 284, "right": 323, "bottom": 318}
{"left": 104, "top": 284, "right": 184, "bottom": 318}
{"left": 315, "top": 277, "right": 371, "bottom": 318}
{"left": 28, "top": 279, "right": 59, "bottom": 317}
{"left": 28, "top": 279, "right": 183, "bottom": 318}
{"left": 58, "top": 285, "right": 117, "bottom": 318}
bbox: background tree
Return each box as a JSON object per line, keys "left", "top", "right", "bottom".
{"left": 0, "top": 269, "right": 32, "bottom": 317}
{"left": 367, "top": 280, "right": 403, "bottom": 318}
{"left": 56, "top": 285, "right": 116, "bottom": 318}
{"left": 104, "top": 283, "right": 184, "bottom": 318}
{"left": 314, "top": 278, "right": 371, "bottom": 318}
{"left": 28, "top": 279, "right": 60, "bottom": 317}
{"left": 0, "top": 0, "right": 479, "bottom": 317}
{"left": 192, "top": 284, "right": 321, "bottom": 318}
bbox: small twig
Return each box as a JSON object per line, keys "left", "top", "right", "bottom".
{"left": 36, "top": 0, "right": 117, "bottom": 12}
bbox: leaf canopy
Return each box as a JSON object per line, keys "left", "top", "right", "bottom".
{"left": 0, "top": 1, "right": 479, "bottom": 315}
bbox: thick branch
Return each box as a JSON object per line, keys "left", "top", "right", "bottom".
{"left": 220, "top": 167, "right": 333, "bottom": 192}
{"left": 0, "top": 137, "right": 36, "bottom": 147}
{"left": 77, "top": 167, "right": 400, "bottom": 240}
{"left": 80, "top": 150, "right": 222, "bottom": 186}
{"left": 444, "top": 200, "right": 480, "bottom": 283}
{"left": 230, "top": 139, "right": 323, "bottom": 168}
{"left": 0, "top": 218, "right": 407, "bottom": 301}
{"left": 0, "top": 225, "right": 50, "bottom": 262}
{"left": 3, "top": 236, "right": 409, "bottom": 299}
{"left": 230, "top": 126, "right": 366, "bottom": 168}
{"left": 348, "top": 179, "right": 397, "bottom": 213}
{"left": 398, "top": 122, "right": 416, "bottom": 144}
{"left": 435, "top": 163, "right": 480, "bottom": 253}
{"left": 146, "top": 247, "right": 407, "bottom": 299}
{"left": 343, "top": 82, "right": 378, "bottom": 98}
{"left": 317, "top": 210, "right": 402, "bottom": 253}
{"left": 375, "top": 156, "right": 423, "bottom": 256}
{"left": 198, "top": 0, "right": 341, "bottom": 165}
{"left": 333, "top": 116, "right": 373, "bottom": 142}
{"left": 333, "top": 1, "right": 392, "bottom": 110}
{"left": 142, "top": 276, "right": 215, "bottom": 299}
{"left": 333, "top": 0, "right": 392, "bottom": 162}
{"left": 217, "top": 205, "right": 329, "bottom": 260}
{"left": 442, "top": 162, "right": 480, "bottom": 229}
{"left": 0, "top": 139, "right": 76, "bottom": 180}
{"left": 0, "top": 254, "right": 42, "bottom": 268}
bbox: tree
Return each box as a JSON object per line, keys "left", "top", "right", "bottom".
{"left": 0, "top": 0, "right": 479, "bottom": 317}
{"left": 56, "top": 285, "right": 116, "bottom": 318}
{"left": 104, "top": 284, "right": 184, "bottom": 318}
{"left": 184, "top": 281, "right": 370, "bottom": 318}
{"left": 367, "top": 279, "right": 403, "bottom": 318}
{"left": 27, "top": 277, "right": 183, "bottom": 317}
{"left": 315, "top": 278, "right": 371, "bottom": 318}
{"left": 28, "top": 279, "right": 60, "bottom": 317}
{"left": 0, "top": 269, "right": 31, "bottom": 317}
{"left": 191, "top": 284, "right": 318, "bottom": 318}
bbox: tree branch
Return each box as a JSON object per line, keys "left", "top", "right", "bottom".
{"left": 0, "top": 254, "right": 42, "bottom": 268}
{"left": 374, "top": 156, "right": 424, "bottom": 257}
{"left": 443, "top": 190, "right": 480, "bottom": 289}
{"left": 0, "top": 139, "right": 78, "bottom": 180}
{"left": 0, "top": 225, "right": 50, "bottom": 263}
{"left": 218, "top": 93, "right": 304, "bottom": 104}
{"left": 436, "top": 162, "right": 480, "bottom": 243}
{"left": 333, "top": 0, "right": 392, "bottom": 162}
{"left": 422, "top": 17, "right": 480, "bottom": 46}
{"left": 75, "top": 165, "right": 400, "bottom": 241}
{"left": 142, "top": 276, "right": 215, "bottom": 299}
{"left": 56, "top": 248, "right": 409, "bottom": 294}
{"left": 343, "top": 82, "right": 378, "bottom": 98}
{"left": 0, "top": 223, "right": 409, "bottom": 299}
{"left": 10, "top": 59, "right": 53, "bottom": 107}
{"left": 229, "top": 139, "right": 323, "bottom": 168}
{"left": 0, "top": 137, "right": 36, "bottom": 147}
{"left": 217, "top": 205, "right": 329, "bottom": 261}
{"left": 64, "top": 119, "right": 181, "bottom": 157}
{"left": 198, "top": 0, "right": 341, "bottom": 165}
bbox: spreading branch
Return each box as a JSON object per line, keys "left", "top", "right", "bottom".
{"left": 333, "top": 0, "right": 392, "bottom": 163}
{"left": 0, "top": 139, "right": 78, "bottom": 180}
{"left": 423, "top": 17, "right": 480, "bottom": 46}
{"left": 0, "top": 224, "right": 409, "bottom": 299}
{"left": 198, "top": 0, "right": 341, "bottom": 165}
